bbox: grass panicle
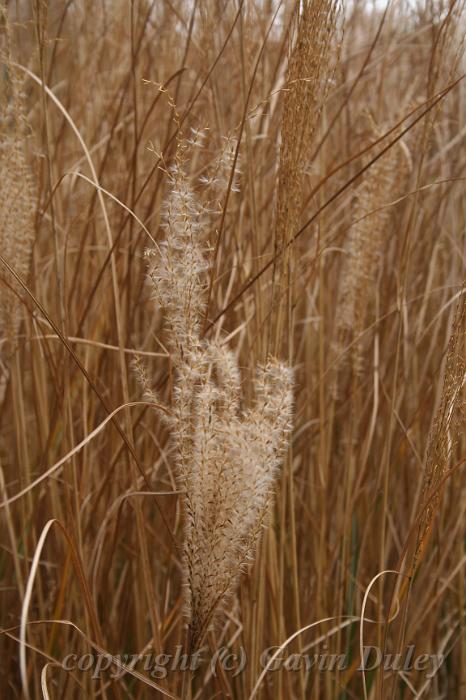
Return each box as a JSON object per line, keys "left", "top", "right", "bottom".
{"left": 146, "top": 145, "right": 293, "bottom": 651}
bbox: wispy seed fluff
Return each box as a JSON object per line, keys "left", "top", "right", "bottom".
{"left": 199, "top": 135, "right": 241, "bottom": 195}
{"left": 145, "top": 147, "right": 293, "bottom": 651}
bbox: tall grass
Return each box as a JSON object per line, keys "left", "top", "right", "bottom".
{"left": 0, "top": 1, "right": 465, "bottom": 698}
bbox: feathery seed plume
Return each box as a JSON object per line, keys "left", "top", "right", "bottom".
{"left": 0, "top": 11, "right": 36, "bottom": 399}
{"left": 145, "top": 142, "right": 293, "bottom": 650}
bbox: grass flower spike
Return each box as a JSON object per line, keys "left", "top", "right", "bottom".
{"left": 146, "top": 144, "right": 293, "bottom": 650}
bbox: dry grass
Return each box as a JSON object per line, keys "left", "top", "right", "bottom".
{"left": 0, "top": 1, "right": 465, "bottom": 698}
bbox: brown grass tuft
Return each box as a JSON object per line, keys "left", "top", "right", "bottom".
{"left": 0, "top": 2, "right": 464, "bottom": 698}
